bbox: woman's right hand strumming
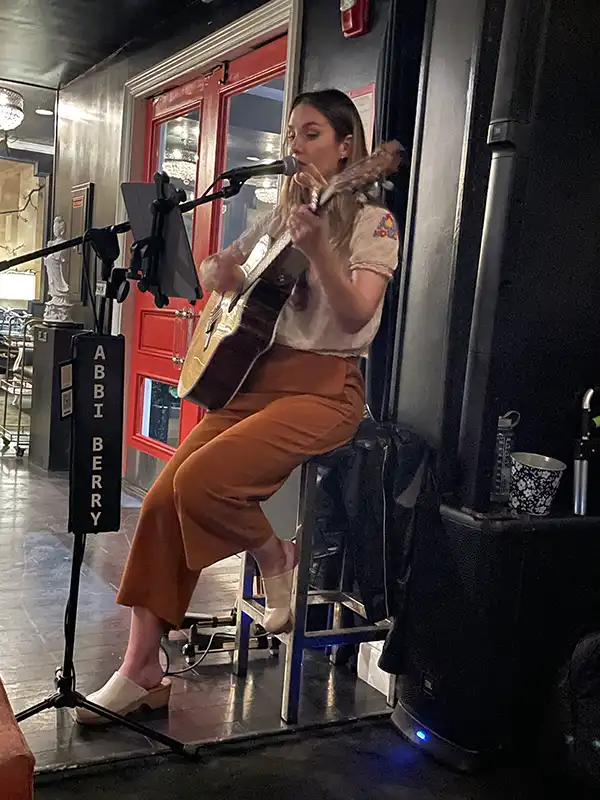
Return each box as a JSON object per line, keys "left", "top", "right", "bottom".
{"left": 199, "top": 249, "right": 245, "bottom": 294}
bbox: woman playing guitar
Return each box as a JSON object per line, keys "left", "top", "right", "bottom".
{"left": 77, "top": 88, "right": 401, "bottom": 724}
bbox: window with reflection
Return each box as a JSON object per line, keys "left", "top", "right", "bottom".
{"left": 156, "top": 110, "right": 200, "bottom": 244}
{"left": 140, "top": 378, "right": 181, "bottom": 449}
{"left": 220, "top": 77, "right": 285, "bottom": 251}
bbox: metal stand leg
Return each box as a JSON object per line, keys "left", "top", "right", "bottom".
{"left": 281, "top": 461, "right": 317, "bottom": 724}
{"left": 233, "top": 552, "right": 255, "bottom": 677}
{"left": 386, "top": 674, "right": 397, "bottom": 708}
{"left": 328, "top": 544, "right": 355, "bottom": 666}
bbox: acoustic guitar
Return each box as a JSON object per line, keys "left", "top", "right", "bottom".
{"left": 177, "top": 141, "right": 403, "bottom": 411}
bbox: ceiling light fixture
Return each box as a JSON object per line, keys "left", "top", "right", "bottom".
{"left": 255, "top": 187, "right": 278, "bottom": 205}
{"left": 163, "top": 158, "right": 197, "bottom": 186}
{"left": 0, "top": 87, "right": 25, "bottom": 131}
{"left": 35, "top": 108, "right": 54, "bottom": 117}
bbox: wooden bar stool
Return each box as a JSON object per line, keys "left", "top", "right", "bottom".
{"left": 233, "top": 452, "right": 391, "bottom": 724}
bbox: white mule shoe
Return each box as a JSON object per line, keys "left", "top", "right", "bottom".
{"left": 74, "top": 672, "right": 171, "bottom": 726}
{"left": 262, "top": 565, "right": 298, "bottom": 634}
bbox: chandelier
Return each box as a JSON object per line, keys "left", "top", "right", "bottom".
{"left": 0, "top": 87, "right": 24, "bottom": 132}
{"left": 163, "top": 158, "right": 197, "bottom": 186}
{"left": 254, "top": 186, "right": 278, "bottom": 205}
{"left": 253, "top": 176, "right": 279, "bottom": 207}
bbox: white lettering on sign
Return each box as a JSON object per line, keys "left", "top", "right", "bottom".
{"left": 91, "top": 441, "right": 103, "bottom": 527}
{"left": 90, "top": 344, "right": 107, "bottom": 528}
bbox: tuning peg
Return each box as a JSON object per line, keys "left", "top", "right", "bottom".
{"left": 382, "top": 180, "right": 394, "bottom": 191}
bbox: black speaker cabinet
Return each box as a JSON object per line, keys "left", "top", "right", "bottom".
{"left": 391, "top": 503, "right": 600, "bottom": 771}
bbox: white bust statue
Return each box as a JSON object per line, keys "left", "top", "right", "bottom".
{"left": 44, "top": 215, "right": 76, "bottom": 325}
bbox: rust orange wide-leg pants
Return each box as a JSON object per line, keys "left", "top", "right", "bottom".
{"left": 116, "top": 346, "right": 364, "bottom": 628}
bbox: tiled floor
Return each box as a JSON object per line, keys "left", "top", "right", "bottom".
{"left": 0, "top": 455, "right": 387, "bottom": 776}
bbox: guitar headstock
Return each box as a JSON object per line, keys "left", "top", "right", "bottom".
{"left": 319, "top": 140, "right": 405, "bottom": 206}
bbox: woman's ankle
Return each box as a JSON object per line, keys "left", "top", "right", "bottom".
{"left": 118, "top": 605, "right": 167, "bottom": 688}
{"left": 251, "top": 537, "right": 296, "bottom": 578}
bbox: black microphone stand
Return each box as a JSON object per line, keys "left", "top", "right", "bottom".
{"left": 2, "top": 170, "right": 247, "bottom": 759}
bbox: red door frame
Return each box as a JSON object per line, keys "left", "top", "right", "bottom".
{"left": 126, "top": 35, "right": 288, "bottom": 462}
{"left": 125, "top": 80, "right": 205, "bottom": 462}
{"left": 193, "top": 38, "right": 289, "bottom": 262}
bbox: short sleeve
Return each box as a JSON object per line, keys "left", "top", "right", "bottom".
{"left": 348, "top": 205, "right": 400, "bottom": 281}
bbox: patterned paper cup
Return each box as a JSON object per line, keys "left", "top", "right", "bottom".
{"left": 509, "top": 452, "right": 567, "bottom": 516}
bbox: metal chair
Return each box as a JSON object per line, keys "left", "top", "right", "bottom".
{"left": 233, "top": 452, "right": 391, "bottom": 724}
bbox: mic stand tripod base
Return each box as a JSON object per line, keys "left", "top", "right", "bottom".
{"left": 15, "top": 532, "right": 197, "bottom": 760}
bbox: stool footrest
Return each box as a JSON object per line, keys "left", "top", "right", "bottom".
{"left": 239, "top": 597, "right": 389, "bottom": 648}
{"left": 302, "top": 627, "right": 388, "bottom": 648}
{"left": 244, "top": 590, "right": 371, "bottom": 620}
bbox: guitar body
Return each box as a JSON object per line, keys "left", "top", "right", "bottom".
{"left": 178, "top": 249, "right": 306, "bottom": 410}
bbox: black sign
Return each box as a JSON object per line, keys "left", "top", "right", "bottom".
{"left": 68, "top": 333, "right": 125, "bottom": 535}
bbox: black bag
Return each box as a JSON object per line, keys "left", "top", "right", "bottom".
{"left": 306, "top": 418, "right": 429, "bottom": 626}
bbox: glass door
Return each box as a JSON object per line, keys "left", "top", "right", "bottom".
{"left": 127, "top": 37, "right": 287, "bottom": 461}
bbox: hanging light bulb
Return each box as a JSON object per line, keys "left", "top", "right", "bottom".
{"left": 0, "top": 87, "right": 25, "bottom": 131}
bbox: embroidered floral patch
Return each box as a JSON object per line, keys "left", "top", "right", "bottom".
{"left": 373, "top": 212, "right": 398, "bottom": 240}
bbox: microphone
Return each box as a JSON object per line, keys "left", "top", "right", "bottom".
{"left": 220, "top": 155, "right": 298, "bottom": 182}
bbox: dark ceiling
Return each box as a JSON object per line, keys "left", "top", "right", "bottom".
{"left": 0, "top": 0, "right": 212, "bottom": 89}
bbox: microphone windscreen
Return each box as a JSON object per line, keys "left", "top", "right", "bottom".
{"left": 282, "top": 155, "right": 299, "bottom": 176}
